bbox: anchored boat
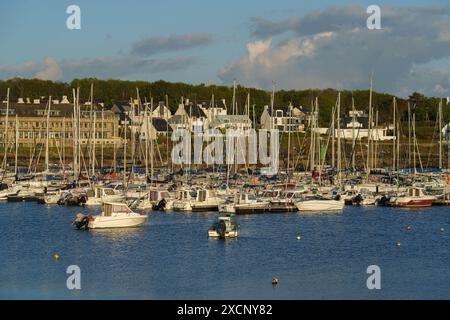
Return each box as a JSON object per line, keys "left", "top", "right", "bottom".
{"left": 73, "top": 202, "right": 147, "bottom": 229}
{"left": 208, "top": 215, "right": 240, "bottom": 239}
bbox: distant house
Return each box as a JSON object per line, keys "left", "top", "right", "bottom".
{"left": 260, "top": 104, "right": 305, "bottom": 132}
{"left": 170, "top": 99, "right": 207, "bottom": 132}
{"left": 318, "top": 110, "right": 395, "bottom": 141}
{"left": 138, "top": 118, "right": 173, "bottom": 140}
{"left": 208, "top": 115, "right": 252, "bottom": 131}
{"left": 143, "top": 101, "right": 172, "bottom": 120}
{"left": 109, "top": 101, "right": 132, "bottom": 123}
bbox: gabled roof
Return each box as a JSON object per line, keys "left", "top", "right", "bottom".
{"left": 184, "top": 104, "right": 206, "bottom": 118}
{"left": 152, "top": 118, "right": 172, "bottom": 132}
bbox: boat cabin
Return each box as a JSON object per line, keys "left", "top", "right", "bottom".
{"left": 103, "top": 203, "right": 133, "bottom": 216}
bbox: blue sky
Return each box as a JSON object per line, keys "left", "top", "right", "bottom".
{"left": 1, "top": 0, "right": 450, "bottom": 97}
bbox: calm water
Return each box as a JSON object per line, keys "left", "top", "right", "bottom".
{"left": 0, "top": 201, "right": 449, "bottom": 299}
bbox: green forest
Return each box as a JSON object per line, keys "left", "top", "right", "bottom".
{"left": 0, "top": 77, "right": 448, "bottom": 128}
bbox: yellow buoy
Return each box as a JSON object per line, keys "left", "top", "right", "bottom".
{"left": 272, "top": 278, "right": 279, "bottom": 285}
{"left": 53, "top": 254, "right": 60, "bottom": 261}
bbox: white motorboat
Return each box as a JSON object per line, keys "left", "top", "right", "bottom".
{"left": 234, "top": 192, "right": 270, "bottom": 215}
{"left": 73, "top": 202, "right": 147, "bottom": 229}
{"left": 84, "top": 187, "right": 125, "bottom": 206}
{"left": 296, "top": 196, "right": 345, "bottom": 212}
{"left": 208, "top": 215, "right": 240, "bottom": 239}
{"left": 173, "top": 188, "right": 222, "bottom": 212}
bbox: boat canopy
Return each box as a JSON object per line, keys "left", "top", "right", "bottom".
{"left": 103, "top": 203, "right": 132, "bottom": 216}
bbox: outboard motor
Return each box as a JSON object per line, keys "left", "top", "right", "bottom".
{"left": 352, "top": 194, "right": 363, "bottom": 205}
{"left": 217, "top": 220, "right": 227, "bottom": 238}
{"left": 152, "top": 198, "right": 167, "bottom": 211}
{"left": 73, "top": 213, "right": 90, "bottom": 230}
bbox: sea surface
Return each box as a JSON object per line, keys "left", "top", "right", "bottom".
{"left": 0, "top": 202, "right": 449, "bottom": 299}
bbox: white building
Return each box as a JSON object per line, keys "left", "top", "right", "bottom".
{"left": 260, "top": 104, "right": 306, "bottom": 132}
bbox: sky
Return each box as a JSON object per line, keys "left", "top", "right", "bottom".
{"left": 1, "top": 0, "right": 450, "bottom": 97}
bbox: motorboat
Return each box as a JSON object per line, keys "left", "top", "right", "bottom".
{"left": 208, "top": 215, "right": 240, "bottom": 239}
{"left": 295, "top": 196, "right": 345, "bottom": 212}
{"left": 84, "top": 187, "right": 125, "bottom": 206}
{"left": 173, "top": 188, "right": 222, "bottom": 212}
{"left": 269, "top": 190, "right": 305, "bottom": 212}
{"left": 73, "top": 202, "right": 147, "bottom": 229}
{"left": 388, "top": 187, "right": 435, "bottom": 208}
{"left": 234, "top": 192, "right": 270, "bottom": 215}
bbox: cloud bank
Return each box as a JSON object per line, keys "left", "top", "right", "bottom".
{"left": 219, "top": 5, "right": 450, "bottom": 97}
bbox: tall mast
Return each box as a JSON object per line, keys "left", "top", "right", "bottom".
{"left": 14, "top": 114, "right": 18, "bottom": 176}
{"left": 351, "top": 96, "right": 356, "bottom": 171}
{"left": 337, "top": 92, "right": 342, "bottom": 189}
{"left": 45, "top": 97, "right": 51, "bottom": 173}
{"left": 375, "top": 109, "right": 379, "bottom": 168}
{"left": 392, "top": 97, "right": 396, "bottom": 171}
{"left": 408, "top": 102, "right": 412, "bottom": 170}
{"left": 366, "top": 77, "right": 373, "bottom": 179}
{"left": 92, "top": 110, "right": 96, "bottom": 176}
{"left": 150, "top": 97, "right": 154, "bottom": 187}
{"left": 331, "top": 97, "right": 335, "bottom": 169}
{"left": 3, "top": 88, "right": 10, "bottom": 171}
{"left": 101, "top": 107, "right": 104, "bottom": 169}
{"left": 439, "top": 99, "right": 443, "bottom": 169}
{"left": 413, "top": 112, "right": 417, "bottom": 175}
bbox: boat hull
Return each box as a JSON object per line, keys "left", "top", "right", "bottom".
{"left": 296, "top": 200, "right": 345, "bottom": 212}
{"left": 88, "top": 216, "right": 147, "bottom": 229}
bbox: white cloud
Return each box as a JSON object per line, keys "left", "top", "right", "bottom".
{"left": 220, "top": 5, "right": 450, "bottom": 97}
{"left": 35, "top": 57, "right": 62, "bottom": 80}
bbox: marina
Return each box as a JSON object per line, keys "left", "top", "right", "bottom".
{"left": 1, "top": 202, "right": 449, "bottom": 299}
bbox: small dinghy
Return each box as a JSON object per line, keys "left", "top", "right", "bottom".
{"left": 208, "top": 215, "right": 240, "bottom": 239}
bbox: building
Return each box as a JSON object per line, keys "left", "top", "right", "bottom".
{"left": 317, "top": 110, "right": 395, "bottom": 141}
{"left": 260, "top": 104, "right": 306, "bottom": 132}
{"left": 169, "top": 99, "right": 207, "bottom": 132}
{"left": 0, "top": 97, "right": 121, "bottom": 147}
{"left": 208, "top": 115, "right": 252, "bottom": 131}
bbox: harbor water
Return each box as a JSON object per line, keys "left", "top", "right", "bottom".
{"left": 1, "top": 202, "right": 449, "bottom": 299}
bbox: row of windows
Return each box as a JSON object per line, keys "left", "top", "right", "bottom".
{"left": 1, "top": 132, "right": 111, "bottom": 139}
{"left": 0, "top": 121, "right": 111, "bottom": 129}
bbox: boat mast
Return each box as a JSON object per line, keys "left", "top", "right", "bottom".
{"left": 45, "top": 97, "right": 51, "bottom": 173}
{"left": 351, "top": 96, "right": 356, "bottom": 171}
{"left": 91, "top": 82, "right": 97, "bottom": 177}
{"left": 150, "top": 97, "right": 154, "bottom": 187}
{"left": 439, "top": 98, "right": 443, "bottom": 170}
{"left": 101, "top": 107, "right": 104, "bottom": 169}
{"left": 2, "top": 88, "right": 9, "bottom": 172}
{"left": 14, "top": 114, "right": 18, "bottom": 176}
{"left": 337, "top": 92, "right": 342, "bottom": 189}
{"left": 366, "top": 77, "right": 373, "bottom": 179}
{"left": 286, "top": 102, "right": 291, "bottom": 187}
{"left": 392, "top": 97, "right": 396, "bottom": 171}
{"left": 375, "top": 109, "right": 379, "bottom": 168}
{"left": 408, "top": 102, "right": 411, "bottom": 170}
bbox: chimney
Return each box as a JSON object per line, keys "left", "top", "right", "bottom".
{"left": 33, "top": 99, "right": 40, "bottom": 104}
{"left": 18, "top": 98, "right": 24, "bottom": 104}
{"left": 61, "top": 95, "right": 70, "bottom": 104}
{"left": 26, "top": 98, "right": 31, "bottom": 104}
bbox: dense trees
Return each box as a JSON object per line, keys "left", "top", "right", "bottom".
{"left": 0, "top": 78, "right": 447, "bottom": 125}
